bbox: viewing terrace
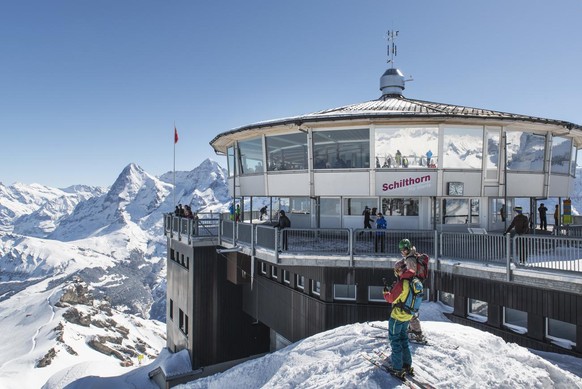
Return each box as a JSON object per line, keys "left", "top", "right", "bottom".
{"left": 164, "top": 213, "right": 582, "bottom": 285}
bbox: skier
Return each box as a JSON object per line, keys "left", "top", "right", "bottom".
{"left": 398, "top": 239, "right": 429, "bottom": 343}
{"left": 383, "top": 259, "right": 416, "bottom": 380}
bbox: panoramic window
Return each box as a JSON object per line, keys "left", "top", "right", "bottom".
{"left": 467, "top": 298, "right": 488, "bottom": 323}
{"left": 491, "top": 198, "right": 506, "bottom": 223}
{"left": 571, "top": 145, "right": 577, "bottom": 177}
{"left": 313, "top": 129, "right": 370, "bottom": 169}
{"left": 343, "top": 198, "right": 374, "bottom": 216}
{"left": 237, "top": 138, "right": 264, "bottom": 175}
{"left": 546, "top": 318, "right": 576, "bottom": 347}
{"left": 441, "top": 199, "right": 480, "bottom": 225}
{"left": 290, "top": 197, "right": 310, "bottom": 214}
{"left": 485, "top": 127, "right": 500, "bottom": 179}
{"left": 266, "top": 132, "right": 308, "bottom": 171}
{"left": 503, "top": 308, "right": 527, "bottom": 334}
{"left": 375, "top": 126, "right": 439, "bottom": 168}
{"left": 334, "top": 284, "right": 356, "bottom": 301}
{"left": 443, "top": 126, "right": 483, "bottom": 169}
{"left": 381, "top": 198, "right": 419, "bottom": 216}
{"left": 550, "top": 136, "right": 572, "bottom": 175}
{"left": 506, "top": 131, "right": 545, "bottom": 172}
{"left": 227, "top": 146, "right": 235, "bottom": 177}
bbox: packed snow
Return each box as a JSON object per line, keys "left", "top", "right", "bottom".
{"left": 33, "top": 302, "right": 582, "bottom": 389}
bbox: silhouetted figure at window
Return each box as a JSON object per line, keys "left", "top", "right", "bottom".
{"left": 362, "top": 206, "right": 372, "bottom": 229}
{"left": 538, "top": 203, "right": 548, "bottom": 231}
{"left": 274, "top": 210, "right": 291, "bottom": 251}
{"left": 260, "top": 205, "right": 268, "bottom": 221}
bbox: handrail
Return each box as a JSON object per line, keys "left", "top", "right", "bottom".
{"left": 164, "top": 214, "right": 582, "bottom": 274}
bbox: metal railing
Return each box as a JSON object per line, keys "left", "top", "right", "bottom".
{"left": 516, "top": 235, "right": 582, "bottom": 272}
{"left": 164, "top": 213, "right": 220, "bottom": 242}
{"left": 353, "top": 229, "right": 435, "bottom": 256}
{"left": 164, "top": 214, "right": 582, "bottom": 274}
{"left": 283, "top": 228, "right": 351, "bottom": 255}
{"left": 440, "top": 232, "right": 506, "bottom": 263}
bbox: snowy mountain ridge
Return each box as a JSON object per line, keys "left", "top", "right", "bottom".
{"left": 0, "top": 158, "right": 230, "bottom": 389}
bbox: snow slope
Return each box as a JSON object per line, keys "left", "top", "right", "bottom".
{"left": 40, "top": 302, "right": 582, "bottom": 389}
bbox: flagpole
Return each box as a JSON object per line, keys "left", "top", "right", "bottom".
{"left": 173, "top": 122, "right": 176, "bottom": 208}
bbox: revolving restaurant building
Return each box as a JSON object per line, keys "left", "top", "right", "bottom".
{"left": 210, "top": 67, "right": 582, "bottom": 231}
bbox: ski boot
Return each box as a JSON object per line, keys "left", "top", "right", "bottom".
{"left": 408, "top": 330, "right": 427, "bottom": 343}
{"left": 388, "top": 367, "right": 406, "bottom": 381}
{"left": 403, "top": 363, "right": 415, "bottom": 377}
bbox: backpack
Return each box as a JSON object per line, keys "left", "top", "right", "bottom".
{"left": 405, "top": 253, "right": 429, "bottom": 280}
{"left": 415, "top": 253, "right": 429, "bottom": 280}
{"left": 397, "top": 277, "right": 424, "bottom": 314}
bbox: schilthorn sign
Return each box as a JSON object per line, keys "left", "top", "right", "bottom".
{"left": 376, "top": 172, "right": 436, "bottom": 196}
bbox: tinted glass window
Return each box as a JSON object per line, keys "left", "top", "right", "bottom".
{"left": 313, "top": 129, "right": 370, "bottom": 169}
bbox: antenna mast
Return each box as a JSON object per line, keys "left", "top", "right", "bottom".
{"left": 385, "top": 30, "right": 399, "bottom": 68}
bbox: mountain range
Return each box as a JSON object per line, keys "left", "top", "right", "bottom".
{"left": 0, "top": 158, "right": 230, "bottom": 389}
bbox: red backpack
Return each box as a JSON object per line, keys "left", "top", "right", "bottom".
{"left": 412, "top": 253, "right": 429, "bottom": 280}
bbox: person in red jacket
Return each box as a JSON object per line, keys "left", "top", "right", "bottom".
{"left": 383, "top": 259, "right": 415, "bottom": 380}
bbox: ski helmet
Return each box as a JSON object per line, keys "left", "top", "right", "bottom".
{"left": 398, "top": 239, "right": 412, "bottom": 251}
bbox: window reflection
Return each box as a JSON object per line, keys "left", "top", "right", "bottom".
{"left": 238, "top": 138, "right": 264, "bottom": 175}
{"left": 375, "top": 127, "right": 438, "bottom": 168}
{"left": 571, "top": 145, "right": 577, "bottom": 177}
{"left": 227, "top": 146, "right": 235, "bottom": 177}
{"left": 486, "top": 128, "right": 500, "bottom": 170}
{"left": 381, "top": 198, "right": 419, "bottom": 216}
{"left": 313, "top": 129, "right": 370, "bottom": 169}
{"left": 441, "top": 198, "right": 480, "bottom": 224}
{"left": 550, "top": 136, "right": 571, "bottom": 175}
{"left": 266, "top": 133, "right": 308, "bottom": 171}
{"left": 443, "top": 127, "right": 483, "bottom": 169}
{"left": 343, "top": 198, "right": 372, "bottom": 216}
{"left": 506, "top": 131, "right": 545, "bottom": 172}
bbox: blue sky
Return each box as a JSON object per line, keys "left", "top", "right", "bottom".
{"left": 1, "top": 1, "right": 581, "bottom": 187}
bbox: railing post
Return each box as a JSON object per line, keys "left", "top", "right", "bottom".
{"left": 432, "top": 230, "right": 439, "bottom": 301}
{"left": 349, "top": 228, "right": 354, "bottom": 267}
{"left": 218, "top": 215, "right": 223, "bottom": 246}
{"left": 275, "top": 228, "right": 279, "bottom": 263}
{"left": 506, "top": 233, "right": 512, "bottom": 282}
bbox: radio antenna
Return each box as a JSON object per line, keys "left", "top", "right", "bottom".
{"left": 385, "top": 30, "right": 399, "bottom": 68}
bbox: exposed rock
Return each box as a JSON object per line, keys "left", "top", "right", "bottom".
{"left": 63, "top": 307, "right": 91, "bottom": 327}
{"left": 36, "top": 348, "right": 57, "bottom": 368}
{"left": 116, "top": 325, "right": 130, "bottom": 337}
{"left": 54, "top": 322, "right": 65, "bottom": 342}
{"left": 60, "top": 281, "right": 93, "bottom": 306}
{"left": 64, "top": 344, "right": 77, "bottom": 356}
